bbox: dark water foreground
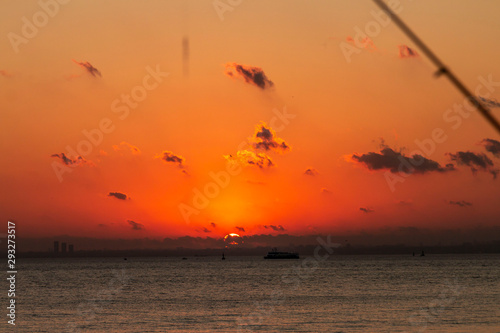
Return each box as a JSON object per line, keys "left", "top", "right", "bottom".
{"left": 8, "top": 254, "right": 500, "bottom": 332}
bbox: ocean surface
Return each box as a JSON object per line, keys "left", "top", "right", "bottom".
{"left": 10, "top": 254, "right": 500, "bottom": 332}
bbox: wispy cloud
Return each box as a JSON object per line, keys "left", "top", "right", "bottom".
{"left": 235, "top": 226, "right": 245, "bottom": 233}
{"left": 51, "top": 153, "right": 88, "bottom": 166}
{"left": 127, "top": 220, "right": 145, "bottom": 231}
{"left": 113, "top": 142, "right": 141, "bottom": 155}
{"left": 263, "top": 225, "right": 286, "bottom": 231}
{"left": 447, "top": 151, "right": 498, "bottom": 179}
{"left": 108, "top": 192, "right": 128, "bottom": 200}
{"left": 360, "top": 207, "right": 375, "bottom": 213}
{"left": 346, "top": 36, "right": 377, "bottom": 51}
{"left": 449, "top": 200, "right": 472, "bottom": 207}
{"left": 225, "top": 63, "right": 274, "bottom": 89}
{"left": 72, "top": 59, "right": 102, "bottom": 77}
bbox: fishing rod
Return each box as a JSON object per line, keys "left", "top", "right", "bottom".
{"left": 372, "top": 0, "right": 500, "bottom": 134}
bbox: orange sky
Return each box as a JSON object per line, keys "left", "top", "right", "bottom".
{"left": 1, "top": 0, "right": 500, "bottom": 240}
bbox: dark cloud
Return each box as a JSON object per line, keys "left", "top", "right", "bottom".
{"left": 480, "top": 138, "right": 500, "bottom": 157}
{"left": 264, "top": 225, "right": 286, "bottom": 231}
{"left": 108, "top": 192, "right": 128, "bottom": 200}
{"left": 235, "top": 226, "right": 245, "bottom": 233}
{"left": 398, "top": 45, "right": 419, "bottom": 58}
{"left": 51, "top": 153, "right": 87, "bottom": 166}
{"left": 72, "top": 59, "right": 102, "bottom": 77}
{"left": 449, "top": 200, "right": 472, "bottom": 208}
{"left": 224, "top": 150, "right": 274, "bottom": 169}
{"left": 304, "top": 168, "right": 319, "bottom": 176}
{"left": 157, "top": 151, "right": 184, "bottom": 167}
{"left": 360, "top": 207, "right": 375, "bottom": 213}
{"left": 352, "top": 147, "right": 454, "bottom": 174}
{"left": 210, "top": 222, "right": 217, "bottom": 228}
{"left": 225, "top": 63, "right": 274, "bottom": 89}
{"left": 127, "top": 220, "right": 145, "bottom": 231}
{"left": 252, "top": 123, "right": 290, "bottom": 152}
{"left": 447, "top": 151, "right": 497, "bottom": 178}
{"left": 201, "top": 227, "right": 211, "bottom": 233}
{"left": 448, "top": 151, "right": 493, "bottom": 169}
{"left": 478, "top": 96, "right": 500, "bottom": 109}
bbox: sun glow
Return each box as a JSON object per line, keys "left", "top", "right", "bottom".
{"left": 223, "top": 233, "right": 243, "bottom": 247}
{"left": 224, "top": 233, "right": 241, "bottom": 239}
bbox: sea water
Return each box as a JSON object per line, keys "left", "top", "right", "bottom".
{"left": 11, "top": 254, "right": 500, "bottom": 332}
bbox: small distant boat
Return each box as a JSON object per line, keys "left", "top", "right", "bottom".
{"left": 264, "top": 248, "right": 299, "bottom": 259}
